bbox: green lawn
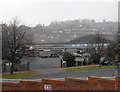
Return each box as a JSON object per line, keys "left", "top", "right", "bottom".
{"left": 2, "top": 71, "right": 35, "bottom": 79}
{"left": 64, "top": 65, "right": 115, "bottom": 71}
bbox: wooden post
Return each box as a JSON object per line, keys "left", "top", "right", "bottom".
{"left": 60, "top": 59, "right": 62, "bottom": 68}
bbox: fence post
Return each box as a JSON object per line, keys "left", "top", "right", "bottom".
{"left": 28, "top": 62, "right": 29, "bottom": 70}
{"left": 61, "top": 59, "right": 62, "bottom": 68}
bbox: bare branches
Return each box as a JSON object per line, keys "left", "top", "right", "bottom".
{"left": 2, "top": 19, "right": 31, "bottom": 74}
{"left": 89, "top": 31, "right": 109, "bottom": 64}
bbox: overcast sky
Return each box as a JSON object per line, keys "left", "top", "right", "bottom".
{"left": 0, "top": 0, "right": 118, "bottom": 26}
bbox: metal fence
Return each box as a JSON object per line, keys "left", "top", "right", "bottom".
{"left": 2, "top": 63, "right": 29, "bottom": 73}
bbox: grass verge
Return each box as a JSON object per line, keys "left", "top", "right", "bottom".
{"left": 64, "top": 65, "right": 115, "bottom": 71}
{"left": 2, "top": 71, "right": 35, "bottom": 79}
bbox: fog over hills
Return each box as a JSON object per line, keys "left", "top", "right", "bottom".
{"left": 28, "top": 19, "right": 118, "bottom": 44}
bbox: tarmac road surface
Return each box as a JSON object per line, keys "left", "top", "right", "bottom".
{"left": 21, "top": 57, "right": 116, "bottom": 79}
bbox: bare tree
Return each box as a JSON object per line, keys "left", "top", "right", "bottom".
{"left": 89, "top": 31, "right": 109, "bottom": 65}
{"left": 2, "top": 19, "right": 30, "bottom": 74}
{"left": 115, "top": 22, "right": 120, "bottom": 61}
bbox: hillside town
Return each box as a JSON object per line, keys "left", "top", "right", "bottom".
{"left": 1, "top": 0, "right": 120, "bottom": 91}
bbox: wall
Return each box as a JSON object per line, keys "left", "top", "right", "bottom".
{"left": 2, "top": 76, "right": 120, "bottom": 91}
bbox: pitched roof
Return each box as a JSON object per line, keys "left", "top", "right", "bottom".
{"left": 65, "top": 34, "right": 113, "bottom": 44}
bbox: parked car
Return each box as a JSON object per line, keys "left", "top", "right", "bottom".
{"left": 114, "top": 60, "right": 120, "bottom": 65}
{"left": 50, "top": 53, "right": 59, "bottom": 58}
{"left": 100, "top": 60, "right": 113, "bottom": 66}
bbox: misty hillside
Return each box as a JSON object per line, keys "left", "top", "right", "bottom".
{"left": 29, "top": 19, "right": 118, "bottom": 44}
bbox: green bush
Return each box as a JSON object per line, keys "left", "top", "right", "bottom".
{"left": 63, "top": 51, "right": 76, "bottom": 67}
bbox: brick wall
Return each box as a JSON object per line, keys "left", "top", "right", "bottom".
{"left": 65, "top": 77, "right": 89, "bottom": 90}
{"left": 2, "top": 82, "right": 19, "bottom": 90}
{"left": 88, "top": 77, "right": 117, "bottom": 90}
{"left": 116, "top": 76, "right": 120, "bottom": 92}
{"left": 2, "top": 76, "right": 120, "bottom": 91}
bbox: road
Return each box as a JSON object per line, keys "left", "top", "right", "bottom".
{"left": 21, "top": 57, "right": 116, "bottom": 79}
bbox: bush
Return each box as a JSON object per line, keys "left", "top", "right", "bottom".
{"left": 89, "top": 53, "right": 100, "bottom": 64}
{"left": 62, "top": 51, "right": 76, "bottom": 67}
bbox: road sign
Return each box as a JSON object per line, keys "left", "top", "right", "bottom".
{"left": 75, "top": 57, "right": 84, "bottom": 61}
{"left": 44, "top": 84, "right": 52, "bottom": 91}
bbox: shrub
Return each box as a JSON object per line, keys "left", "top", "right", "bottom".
{"left": 63, "top": 51, "right": 76, "bottom": 67}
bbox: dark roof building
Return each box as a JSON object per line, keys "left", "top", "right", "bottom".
{"left": 65, "top": 34, "right": 113, "bottom": 44}
{"left": 63, "top": 34, "right": 113, "bottom": 49}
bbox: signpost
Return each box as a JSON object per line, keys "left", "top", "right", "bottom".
{"left": 75, "top": 57, "right": 84, "bottom": 67}
{"left": 44, "top": 84, "right": 52, "bottom": 91}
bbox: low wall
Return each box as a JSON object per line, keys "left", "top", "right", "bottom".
{"left": 2, "top": 76, "right": 120, "bottom": 91}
